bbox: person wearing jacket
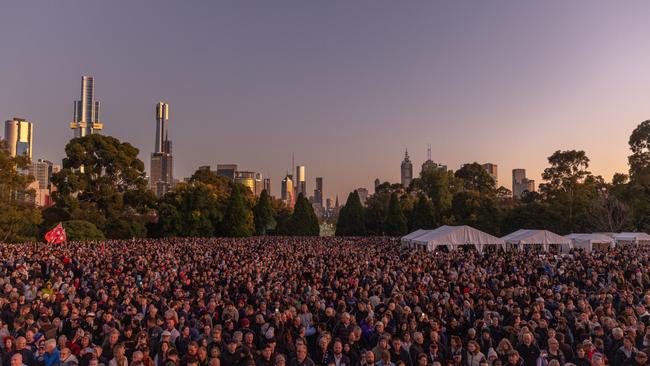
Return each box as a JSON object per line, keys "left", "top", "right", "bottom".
{"left": 466, "top": 341, "right": 487, "bottom": 366}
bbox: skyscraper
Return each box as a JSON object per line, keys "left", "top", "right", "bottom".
{"left": 235, "top": 171, "right": 263, "bottom": 196}
{"left": 314, "top": 177, "right": 323, "bottom": 207}
{"left": 70, "top": 76, "right": 103, "bottom": 137}
{"left": 281, "top": 174, "right": 294, "bottom": 207}
{"left": 421, "top": 145, "right": 447, "bottom": 174}
{"left": 4, "top": 118, "right": 33, "bottom": 159}
{"left": 482, "top": 163, "right": 498, "bottom": 186}
{"left": 512, "top": 169, "right": 535, "bottom": 198}
{"left": 154, "top": 102, "right": 169, "bottom": 153}
{"left": 150, "top": 102, "right": 174, "bottom": 198}
{"left": 295, "top": 165, "right": 306, "bottom": 197}
{"left": 400, "top": 149, "right": 413, "bottom": 188}
{"left": 216, "top": 164, "right": 238, "bottom": 180}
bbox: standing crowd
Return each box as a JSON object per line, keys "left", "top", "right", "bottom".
{"left": 0, "top": 237, "right": 648, "bottom": 366}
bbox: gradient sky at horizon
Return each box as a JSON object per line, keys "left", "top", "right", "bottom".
{"left": 2, "top": 1, "right": 650, "bottom": 200}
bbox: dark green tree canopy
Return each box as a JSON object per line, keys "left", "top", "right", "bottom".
{"left": 335, "top": 190, "right": 366, "bottom": 236}
{"left": 253, "top": 189, "right": 276, "bottom": 235}
{"left": 384, "top": 192, "right": 407, "bottom": 236}
{"left": 287, "top": 193, "right": 319, "bottom": 236}
{"left": 455, "top": 162, "right": 496, "bottom": 194}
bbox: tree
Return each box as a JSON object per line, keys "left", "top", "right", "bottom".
{"left": 418, "top": 168, "right": 458, "bottom": 224}
{"left": 221, "top": 184, "right": 253, "bottom": 237}
{"left": 335, "top": 191, "right": 366, "bottom": 236}
{"left": 539, "top": 150, "right": 591, "bottom": 229}
{"left": 451, "top": 191, "right": 501, "bottom": 235}
{"left": 253, "top": 189, "right": 276, "bottom": 235}
{"left": 455, "top": 163, "right": 497, "bottom": 194}
{"left": 0, "top": 140, "right": 40, "bottom": 242}
{"left": 409, "top": 193, "right": 436, "bottom": 231}
{"left": 629, "top": 120, "right": 650, "bottom": 178}
{"left": 51, "top": 135, "right": 153, "bottom": 234}
{"left": 287, "top": 193, "right": 320, "bottom": 236}
{"left": 61, "top": 220, "right": 105, "bottom": 241}
{"left": 586, "top": 192, "right": 630, "bottom": 232}
{"left": 384, "top": 192, "right": 407, "bottom": 236}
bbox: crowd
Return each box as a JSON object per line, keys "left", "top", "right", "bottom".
{"left": 0, "top": 237, "right": 649, "bottom": 366}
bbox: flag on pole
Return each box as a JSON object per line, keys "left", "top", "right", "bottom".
{"left": 44, "top": 223, "right": 67, "bottom": 245}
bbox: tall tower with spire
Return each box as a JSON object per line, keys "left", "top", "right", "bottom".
{"left": 400, "top": 149, "right": 413, "bottom": 188}
{"left": 150, "top": 102, "right": 174, "bottom": 198}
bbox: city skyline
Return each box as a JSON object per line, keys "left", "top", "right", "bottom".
{"left": 1, "top": 2, "right": 649, "bottom": 199}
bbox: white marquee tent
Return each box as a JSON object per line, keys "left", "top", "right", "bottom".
{"left": 407, "top": 225, "right": 505, "bottom": 253}
{"left": 501, "top": 229, "right": 572, "bottom": 252}
{"left": 565, "top": 233, "right": 615, "bottom": 252}
{"left": 400, "top": 229, "right": 429, "bottom": 247}
{"left": 614, "top": 232, "right": 650, "bottom": 244}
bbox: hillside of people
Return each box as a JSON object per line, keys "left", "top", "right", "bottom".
{"left": 0, "top": 237, "right": 648, "bottom": 366}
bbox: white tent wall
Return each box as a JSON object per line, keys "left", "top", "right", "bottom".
{"left": 565, "top": 233, "right": 615, "bottom": 252}
{"left": 409, "top": 225, "right": 505, "bottom": 253}
{"left": 501, "top": 229, "right": 572, "bottom": 252}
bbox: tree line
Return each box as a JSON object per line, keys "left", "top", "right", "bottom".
{"left": 1, "top": 120, "right": 648, "bottom": 241}
{"left": 336, "top": 121, "right": 650, "bottom": 237}
{"left": 0, "top": 134, "right": 318, "bottom": 242}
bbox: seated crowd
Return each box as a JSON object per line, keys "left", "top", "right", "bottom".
{"left": 0, "top": 237, "right": 648, "bottom": 366}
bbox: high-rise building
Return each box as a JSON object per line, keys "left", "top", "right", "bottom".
{"left": 150, "top": 102, "right": 174, "bottom": 198}
{"left": 235, "top": 171, "right": 263, "bottom": 196}
{"left": 512, "top": 169, "right": 535, "bottom": 198}
{"left": 154, "top": 102, "right": 169, "bottom": 153}
{"left": 217, "top": 164, "right": 238, "bottom": 180}
{"left": 281, "top": 174, "right": 295, "bottom": 207}
{"left": 314, "top": 177, "right": 323, "bottom": 207}
{"left": 263, "top": 178, "right": 271, "bottom": 195}
{"left": 326, "top": 198, "right": 332, "bottom": 211}
{"left": 70, "top": 76, "right": 103, "bottom": 137}
{"left": 421, "top": 145, "right": 447, "bottom": 174}
{"left": 295, "top": 165, "right": 306, "bottom": 197}
{"left": 27, "top": 159, "right": 57, "bottom": 207}
{"left": 482, "top": 163, "right": 498, "bottom": 186}
{"left": 4, "top": 118, "right": 33, "bottom": 159}
{"left": 400, "top": 149, "right": 413, "bottom": 188}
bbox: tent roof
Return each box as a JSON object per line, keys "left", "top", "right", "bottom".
{"left": 401, "top": 229, "right": 429, "bottom": 242}
{"left": 411, "top": 225, "right": 505, "bottom": 246}
{"left": 502, "top": 229, "right": 572, "bottom": 245}
{"left": 565, "top": 233, "right": 615, "bottom": 244}
{"left": 614, "top": 232, "right": 650, "bottom": 241}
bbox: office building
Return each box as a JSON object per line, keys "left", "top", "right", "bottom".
{"left": 400, "top": 149, "right": 413, "bottom": 188}
{"left": 281, "top": 174, "right": 295, "bottom": 207}
{"left": 295, "top": 165, "right": 306, "bottom": 197}
{"left": 421, "top": 146, "right": 447, "bottom": 174}
{"left": 235, "top": 171, "right": 263, "bottom": 196}
{"left": 482, "top": 163, "right": 498, "bottom": 186}
{"left": 217, "top": 164, "right": 237, "bottom": 180}
{"left": 70, "top": 76, "right": 103, "bottom": 137}
{"left": 150, "top": 102, "right": 174, "bottom": 198}
{"left": 28, "top": 159, "right": 56, "bottom": 190}
{"left": 4, "top": 118, "right": 33, "bottom": 159}
{"left": 314, "top": 177, "right": 323, "bottom": 207}
{"left": 326, "top": 198, "right": 332, "bottom": 211}
{"left": 512, "top": 169, "right": 536, "bottom": 198}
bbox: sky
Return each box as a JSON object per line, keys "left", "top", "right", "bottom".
{"left": 2, "top": 1, "right": 650, "bottom": 200}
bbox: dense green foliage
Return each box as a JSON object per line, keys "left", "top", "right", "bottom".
{"left": 3, "top": 121, "right": 650, "bottom": 242}
{"left": 61, "top": 220, "right": 105, "bottom": 241}
{"left": 335, "top": 191, "right": 366, "bottom": 236}
{"left": 335, "top": 121, "right": 650, "bottom": 236}
{"left": 0, "top": 140, "right": 41, "bottom": 242}
{"left": 287, "top": 193, "right": 320, "bottom": 236}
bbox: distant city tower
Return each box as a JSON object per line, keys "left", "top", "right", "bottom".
{"left": 70, "top": 76, "right": 103, "bottom": 138}
{"left": 400, "top": 149, "right": 413, "bottom": 188}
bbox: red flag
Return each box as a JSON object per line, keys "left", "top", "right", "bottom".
{"left": 44, "top": 223, "right": 67, "bottom": 245}
{"left": 101, "top": 241, "right": 105, "bottom": 254}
